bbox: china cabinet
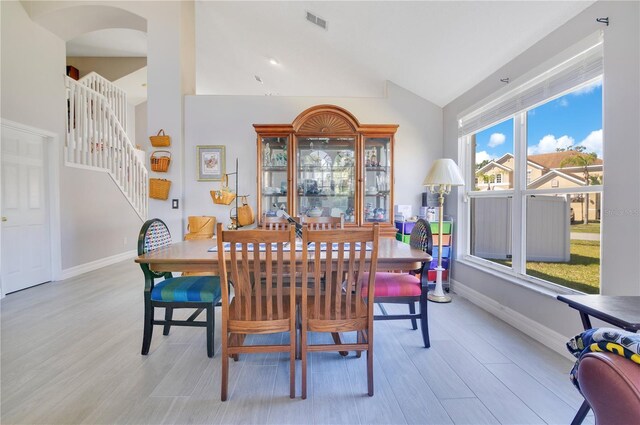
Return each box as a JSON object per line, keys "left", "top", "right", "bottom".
{"left": 254, "top": 105, "right": 397, "bottom": 235}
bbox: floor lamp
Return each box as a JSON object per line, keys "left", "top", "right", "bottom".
{"left": 423, "top": 159, "right": 465, "bottom": 303}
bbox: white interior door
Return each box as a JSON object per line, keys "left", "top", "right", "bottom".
{"left": 1, "top": 126, "right": 52, "bottom": 294}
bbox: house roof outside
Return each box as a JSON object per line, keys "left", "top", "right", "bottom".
{"left": 475, "top": 150, "right": 603, "bottom": 189}
{"left": 476, "top": 160, "right": 512, "bottom": 174}
{"left": 527, "top": 168, "right": 586, "bottom": 188}
{"left": 476, "top": 151, "right": 603, "bottom": 174}
{"left": 525, "top": 151, "right": 603, "bottom": 170}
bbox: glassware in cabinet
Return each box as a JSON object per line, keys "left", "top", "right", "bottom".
{"left": 296, "top": 136, "right": 356, "bottom": 222}
{"left": 259, "top": 136, "right": 289, "bottom": 218}
{"left": 363, "top": 137, "right": 392, "bottom": 223}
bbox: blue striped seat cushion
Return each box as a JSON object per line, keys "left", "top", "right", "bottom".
{"left": 151, "top": 276, "right": 221, "bottom": 303}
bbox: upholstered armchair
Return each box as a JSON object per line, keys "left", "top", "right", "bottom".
{"left": 578, "top": 351, "right": 640, "bottom": 425}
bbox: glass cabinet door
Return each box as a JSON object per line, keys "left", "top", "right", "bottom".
{"left": 363, "top": 137, "right": 392, "bottom": 223}
{"left": 296, "top": 136, "right": 356, "bottom": 223}
{"left": 260, "top": 136, "right": 289, "bottom": 217}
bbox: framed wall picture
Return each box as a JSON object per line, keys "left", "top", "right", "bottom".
{"left": 197, "top": 145, "right": 225, "bottom": 181}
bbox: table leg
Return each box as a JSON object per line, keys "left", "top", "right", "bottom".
{"left": 573, "top": 313, "right": 593, "bottom": 423}
{"left": 571, "top": 400, "right": 591, "bottom": 425}
{"left": 331, "top": 333, "right": 349, "bottom": 356}
{"left": 579, "top": 311, "right": 593, "bottom": 331}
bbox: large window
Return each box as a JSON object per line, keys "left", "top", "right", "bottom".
{"left": 460, "top": 52, "right": 603, "bottom": 294}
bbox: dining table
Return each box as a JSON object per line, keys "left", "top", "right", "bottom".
{"left": 136, "top": 236, "right": 433, "bottom": 357}
{"left": 135, "top": 236, "right": 432, "bottom": 274}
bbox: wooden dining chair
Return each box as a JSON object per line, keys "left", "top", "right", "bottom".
{"left": 299, "top": 214, "right": 344, "bottom": 230}
{"left": 216, "top": 223, "right": 298, "bottom": 401}
{"left": 261, "top": 214, "right": 290, "bottom": 230}
{"left": 362, "top": 218, "right": 433, "bottom": 348}
{"left": 300, "top": 224, "right": 380, "bottom": 398}
{"left": 137, "top": 219, "right": 221, "bottom": 357}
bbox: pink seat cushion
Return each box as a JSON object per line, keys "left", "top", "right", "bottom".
{"left": 361, "top": 272, "right": 421, "bottom": 297}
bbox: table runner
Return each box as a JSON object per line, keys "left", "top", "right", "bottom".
{"left": 208, "top": 241, "right": 371, "bottom": 252}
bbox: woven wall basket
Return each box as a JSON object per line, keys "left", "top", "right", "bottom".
{"left": 149, "top": 129, "right": 171, "bottom": 147}
{"left": 149, "top": 178, "right": 171, "bottom": 200}
{"left": 150, "top": 150, "right": 171, "bottom": 172}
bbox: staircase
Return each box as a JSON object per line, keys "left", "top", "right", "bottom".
{"left": 65, "top": 73, "right": 147, "bottom": 220}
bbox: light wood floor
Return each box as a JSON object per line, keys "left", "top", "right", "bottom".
{"left": 1, "top": 260, "right": 592, "bottom": 425}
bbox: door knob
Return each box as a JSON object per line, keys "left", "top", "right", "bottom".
{"left": 1, "top": 217, "right": 6, "bottom": 222}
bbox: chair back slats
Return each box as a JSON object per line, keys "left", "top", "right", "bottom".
{"left": 253, "top": 242, "right": 263, "bottom": 319}
{"left": 299, "top": 215, "right": 344, "bottom": 230}
{"left": 324, "top": 243, "right": 333, "bottom": 320}
{"left": 301, "top": 226, "right": 379, "bottom": 326}
{"left": 334, "top": 242, "right": 345, "bottom": 318}
{"left": 264, "top": 242, "right": 272, "bottom": 319}
{"left": 218, "top": 226, "right": 296, "bottom": 325}
{"left": 262, "top": 214, "right": 290, "bottom": 230}
{"left": 276, "top": 246, "right": 284, "bottom": 317}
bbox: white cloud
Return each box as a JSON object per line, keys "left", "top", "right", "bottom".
{"left": 572, "top": 79, "right": 603, "bottom": 96}
{"left": 488, "top": 132, "right": 506, "bottom": 148}
{"left": 528, "top": 134, "right": 574, "bottom": 155}
{"left": 577, "top": 129, "right": 603, "bottom": 158}
{"left": 557, "top": 98, "right": 569, "bottom": 107}
{"left": 475, "top": 150, "right": 496, "bottom": 164}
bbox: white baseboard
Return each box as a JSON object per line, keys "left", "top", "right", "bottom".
{"left": 451, "top": 279, "right": 575, "bottom": 362}
{"left": 59, "top": 250, "right": 137, "bottom": 281}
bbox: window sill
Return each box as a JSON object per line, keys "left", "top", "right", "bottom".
{"left": 455, "top": 256, "right": 589, "bottom": 299}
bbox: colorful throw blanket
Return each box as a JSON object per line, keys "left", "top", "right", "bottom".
{"left": 567, "top": 327, "right": 640, "bottom": 391}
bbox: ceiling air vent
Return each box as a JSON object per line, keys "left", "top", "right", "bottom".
{"left": 306, "top": 11, "right": 328, "bottom": 30}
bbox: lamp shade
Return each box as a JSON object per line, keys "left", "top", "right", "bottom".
{"left": 422, "top": 158, "right": 465, "bottom": 187}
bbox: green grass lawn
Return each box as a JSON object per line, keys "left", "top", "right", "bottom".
{"left": 570, "top": 221, "right": 601, "bottom": 234}
{"left": 492, "top": 240, "right": 600, "bottom": 294}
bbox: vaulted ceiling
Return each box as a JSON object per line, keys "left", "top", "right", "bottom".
{"left": 194, "top": 1, "right": 594, "bottom": 106}
{"left": 48, "top": 1, "right": 594, "bottom": 107}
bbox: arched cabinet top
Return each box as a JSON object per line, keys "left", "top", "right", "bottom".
{"left": 253, "top": 104, "right": 398, "bottom": 135}
{"left": 292, "top": 105, "right": 360, "bottom": 134}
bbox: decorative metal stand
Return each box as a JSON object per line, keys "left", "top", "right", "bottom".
{"left": 226, "top": 158, "right": 250, "bottom": 229}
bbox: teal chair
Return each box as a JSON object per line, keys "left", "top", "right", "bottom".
{"left": 138, "top": 218, "right": 221, "bottom": 357}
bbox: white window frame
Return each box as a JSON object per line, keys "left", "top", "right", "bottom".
{"left": 456, "top": 45, "right": 604, "bottom": 295}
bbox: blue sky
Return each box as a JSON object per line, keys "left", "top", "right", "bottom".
{"left": 475, "top": 79, "right": 603, "bottom": 164}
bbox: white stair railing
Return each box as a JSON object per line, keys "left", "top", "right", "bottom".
{"left": 65, "top": 76, "right": 147, "bottom": 220}
{"left": 79, "top": 72, "right": 128, "bottom": 132}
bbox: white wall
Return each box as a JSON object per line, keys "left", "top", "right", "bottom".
{"left": 112, "top": 1, "right": 194, "bottom": 241}
{"left": 443, "top": 1, "right": 640, "bottom": 338}
{"left": 183, "top": 82, "right": 442, "bottom": 234}
{"left": 1, "top": 1, "right": 144, "bottom": 272}
{"left": 1, "top": 1, "right": 66, "bottom": 133}
{"left": 66, "top": 57, "right": 147, "bottom": 81}
{"left": 135, "top": 101, "right": 148, "bottom": 150}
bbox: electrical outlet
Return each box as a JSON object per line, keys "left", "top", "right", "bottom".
{"left": 172, "top": 199, "right": 179, "bottom": 209}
